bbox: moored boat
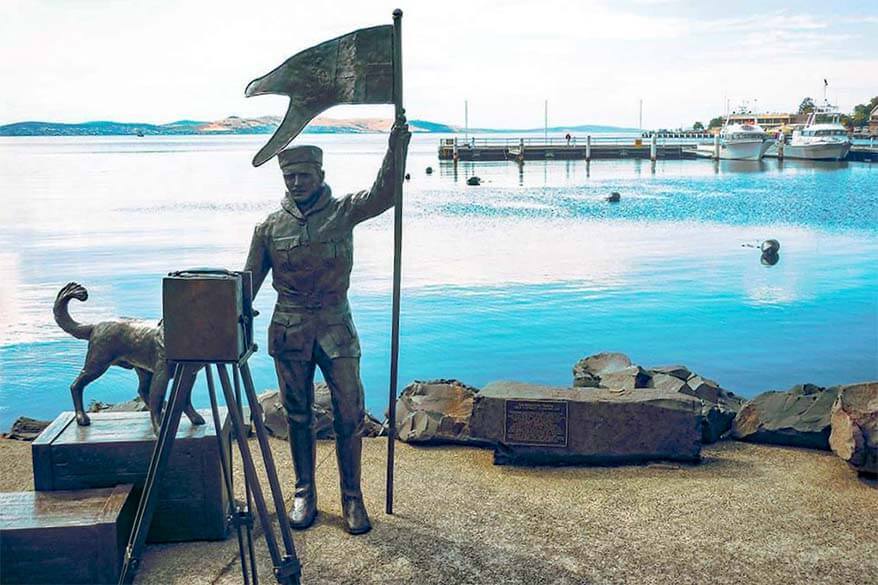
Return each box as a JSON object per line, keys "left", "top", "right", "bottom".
{"left": 783, "top": 106, "right": 851, "bottom": 161}
{"left": 719, "top": 122, "right": 772, "bottom": 160}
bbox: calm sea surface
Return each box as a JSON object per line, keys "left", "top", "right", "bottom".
{"left": 1, "top": 133, "right": 876, "bottom": 430}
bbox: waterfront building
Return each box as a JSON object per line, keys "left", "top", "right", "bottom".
{"left": 870, "top": 105, "right": 878, "bottom": 135}
{"left": 725, "top": 112, "right": 797, "bottom": 131}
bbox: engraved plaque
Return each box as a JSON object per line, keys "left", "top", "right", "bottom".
{"left": 504, "top": 400, "right": 568, "bottom": 447}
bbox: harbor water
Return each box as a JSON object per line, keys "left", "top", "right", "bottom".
{"left": 1, "top": 133, "right": 876, "bottom": 431}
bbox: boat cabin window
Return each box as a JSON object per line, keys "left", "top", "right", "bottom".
{"left": 811, "top": 129, "right": 847, "bottom": 137}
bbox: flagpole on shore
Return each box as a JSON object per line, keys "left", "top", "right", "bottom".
{"left": 386, "top": 7, "right": 404, "bottom": 515}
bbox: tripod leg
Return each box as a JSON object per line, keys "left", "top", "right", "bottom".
{"left": 239, "top": 361, "right": 299, "bottom": 556}
{"left": 118, "top": 362, "right": 198, "bottom": 585}
{"left": 205, "top": 365, "right": 251, "bottom": 585}
{"left": 216, "top": 364, "right": 300, "bottom": 585}
{"left": 233, "top": 365, "right": 260, "bottom": 583}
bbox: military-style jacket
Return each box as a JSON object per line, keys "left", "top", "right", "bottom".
{"left": 245, "top": 149, "right": 396, "bottom": 361}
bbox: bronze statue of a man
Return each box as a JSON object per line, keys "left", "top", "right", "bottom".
{"left": 245, "top": 118, "right": 410, "bottom": 534}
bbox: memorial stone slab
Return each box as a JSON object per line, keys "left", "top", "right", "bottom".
{"left": 470, "top": 381, "right": 702, "bottom": 465}
{"left": 0, "top": 485, "right": 136, "bottom": 585}
{"left": 32, "top": 409, "right": 230, "bottom": 543}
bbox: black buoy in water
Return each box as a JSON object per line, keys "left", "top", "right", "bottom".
{"left": 425, "top": 166, "right": 433, "bottom": 174}
{"left": 761, "top": 239, "right": 780, "bottom": 254}
{"left": 760, "top": 239, "right": 781, "bottom": 266}
{"left": 405, "top": 173, "right": 411, "bottom": 181}
{"left": 606, "top": 191, "right": 621, "bottom": 202}
{"left": 467, "top": 176, "right": 481, "bottom": 186}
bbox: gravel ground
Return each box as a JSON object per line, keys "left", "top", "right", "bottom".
{"left": 1, "top": 437, "right": 875, "bottom": 585}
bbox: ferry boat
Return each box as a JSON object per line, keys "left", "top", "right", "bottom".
{"left": 783, "top": 106, "right": 851, "bottom": 161}
{"left": 719, "top": 122, "right": 772, "bottom": 160}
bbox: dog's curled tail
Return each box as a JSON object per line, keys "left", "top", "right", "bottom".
{"left": 53, "top": 282, "right": 94, "bottom": 340}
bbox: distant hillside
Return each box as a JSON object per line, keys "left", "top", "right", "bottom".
{"left": 0, "top": 116, "right": 636, "bottom": 136}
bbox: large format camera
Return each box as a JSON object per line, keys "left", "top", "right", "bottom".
{"left": 162, "top": 269, "right": 254, "bottom": 362}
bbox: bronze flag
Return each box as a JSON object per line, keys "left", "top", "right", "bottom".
{"left": 245, "top": 25, "right": 394, "bottom": 167}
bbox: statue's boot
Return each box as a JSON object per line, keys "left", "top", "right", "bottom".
{"left": 288, "top": 425, "right": 317, "bottom": 529}
{"left": 336, "top": 433, "right": 371, "bottom": 534}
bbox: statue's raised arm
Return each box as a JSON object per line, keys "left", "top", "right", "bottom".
{"left": 346, "top": 115, "right": 411, "bottom": 226}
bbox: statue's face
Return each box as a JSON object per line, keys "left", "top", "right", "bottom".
{"left": 283, "top": 168, "right": 324, "bottom": 204}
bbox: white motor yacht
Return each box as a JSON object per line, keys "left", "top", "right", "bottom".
{"left": 783, "top": 106, "right": 851, "bottom": 161}
{"left": 719, "top": 122, "right": 772, "bottom": 160}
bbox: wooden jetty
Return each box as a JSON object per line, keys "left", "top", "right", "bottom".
{"left": 438, "top": 136, "right": 707, "bottom": 162}
{"left": 846, "top": 145, "right": 878, "bottom": 162}
{"left": 438, "top": 136, "right": 877, "bottom": 163}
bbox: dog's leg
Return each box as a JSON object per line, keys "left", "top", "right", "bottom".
{"left": 176, "top": 365, "right": 205, "bottom": 427}
{"left": 147, "top": 367, "right": 170, "bottom": 433}
{"left": 147, "top": 365, "right": 205, "bottom": 434}
{"left": 184, "top": 393, "right": 206, "bottom": 427}
{"left": 70, "top": 363, "right": 109, "bottom": 426}
{"left": 186, "top": 365, "right": 205, "bottom": 426}
{"left": 135, "top": 368, "right": 152, "bottom": 405}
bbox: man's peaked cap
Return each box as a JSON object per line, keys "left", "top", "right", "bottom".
{"left": 278, "top": 145, "right": 323, "bottom": 171}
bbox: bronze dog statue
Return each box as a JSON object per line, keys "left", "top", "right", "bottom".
{"left": 53, "top": 282, "right": 205, "bottom": 432}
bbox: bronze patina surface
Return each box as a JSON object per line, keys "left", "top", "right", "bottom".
{"left": 0, "top": 484, "right": 136, "bottom": 585}
{"left": 245, "top": 119, "right": 409, "bottom": 535}
{"left": 32, "top": 409, "right": 231, "bottom": 543}
{"left": 245, "top": 25, "right": 394, "bottom": 166}
{"left": 53, "top": 282, "right": 204, "bottom": 432}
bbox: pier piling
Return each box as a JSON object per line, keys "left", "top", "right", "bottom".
{"left": 650, "top": 134, "right": 657, "bottom": 161}
{"left": 586, "top": 135, "right": 592, "bottom": 161}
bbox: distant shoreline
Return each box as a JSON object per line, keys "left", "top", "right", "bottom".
{"left": 0, "top": 116, "right": 640, "bottom": 137}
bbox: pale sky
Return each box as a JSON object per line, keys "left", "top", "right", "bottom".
{"left": 1, "top": 0, "right": 876, "bottom": 129}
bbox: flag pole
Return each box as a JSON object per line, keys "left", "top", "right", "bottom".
{"left": 386, "top": 7, "right": 404, "bottom": 515}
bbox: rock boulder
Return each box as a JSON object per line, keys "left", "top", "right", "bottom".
{"left": 395, "top": 379, "right": 482, "bottom": 445}
{"left": 676, "top": 372, "right": 744, "bottom": 443}
{"left": 258, "top": 385, "right": 383, "bottom": 441}
{"left": 88, "top": 397, "right": 149, "bottom": 413}
{"left": 599, "top": 365, "right": 652, "bottom": 391}
{"left": 829, "top": 382, "right": 877, "bottom": 476}
{"left": 572, "top": 352, "right": 632, "bottom": 387}
{"left": 469, "top": 381, "right": 701, "bottom": 466}
{"left": 732, "top": 384, "right": 838, "bottom": 450}
{"left": 571, "top": 353, "right": 743, "bottom": 443}
{"left": 2, "top": 417, "right": 50, "bottom": 441}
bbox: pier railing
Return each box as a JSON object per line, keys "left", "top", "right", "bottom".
{"left": 437, "top": 135, "right": 712, "bottom": 161}
{"left": 440, "top": 135, "right": 717, "bottom": 149}
{"left": 437, "top": 134, "right": 877, "bottom": 162}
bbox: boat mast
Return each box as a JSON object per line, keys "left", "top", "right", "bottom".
{"left": 544, "top": 99, "right": 548, "bottom": 142}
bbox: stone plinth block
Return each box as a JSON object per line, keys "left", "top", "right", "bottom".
{"left": 469, "top": 381, "right": 701, "bottom": 466}
{"left": 32, "top": 409, "right": 230, "bottom": 543}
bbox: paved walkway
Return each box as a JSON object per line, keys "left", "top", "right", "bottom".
{"left": 1, "top": 437, "right": 875, "bottom": 584}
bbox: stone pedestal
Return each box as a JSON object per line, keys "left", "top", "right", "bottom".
{"left": 32, "top": 409, "right": 230, "bottom": 543}
{"left": 470, "top": 381, "right": 702, "bottom": 465}
{"left": 0, "top": 485, "right": 136, "bottom": 585}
